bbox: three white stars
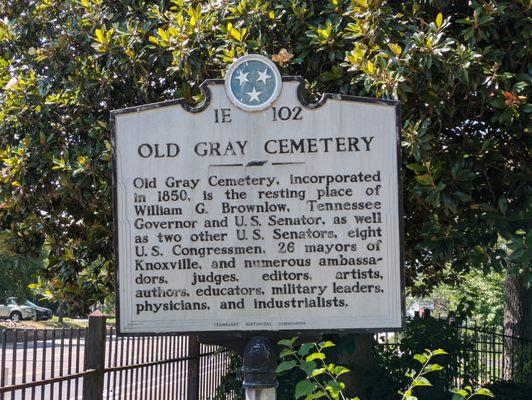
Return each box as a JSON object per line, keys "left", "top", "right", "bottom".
{"left": 234, "top": 66, "right": 272, "bottom": 103}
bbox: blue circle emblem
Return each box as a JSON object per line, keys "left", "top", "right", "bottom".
{"left": 225, "top": 55, "right": 282, "bottom": 111}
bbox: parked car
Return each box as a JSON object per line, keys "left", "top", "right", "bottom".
{"left": 23, "top": 300, "right": 53, "bottom": 321}
{"left": 0, "top": 297, "right": 36, "bottom": 322}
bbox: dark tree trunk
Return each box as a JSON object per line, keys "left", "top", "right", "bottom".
{"left": 57, "top": 301, "right": 65, "bottom": 323}
{"left": 334, "top": 333, "right": 383, "bottom": 400}
{"left": 503, "top": 274, "right": 532, "bottom": 383}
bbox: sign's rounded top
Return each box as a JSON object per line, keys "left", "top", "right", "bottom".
{"left": 224, "top": 54, "right": 282, "bottom": 112}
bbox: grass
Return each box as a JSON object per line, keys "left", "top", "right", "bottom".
{"left": 0, "top": 316, "right": 88, "bottom": 330}
{"left": 0, "top": 315, "right": 116, "bottom": 330}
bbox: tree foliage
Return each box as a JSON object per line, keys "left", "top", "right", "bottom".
{"left": 0, "top": 233, "right": 43, "bottom": 300}
{"left": 0, "top": 255, "right": 42, "bottom": 301}
{"left": 429, "top": 268, "right": 505, "bottom": 326}
{"left": 0, "top": 0, "right": 530, "bottom": 307}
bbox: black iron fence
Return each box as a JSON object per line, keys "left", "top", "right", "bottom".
{"left": 0, "top": 314, "right": 233, "bottom": 400}
{"left": 457, "top": 322, "right": 531, "bottom": 385}
{"left": 377, "top": 317, "right": 532, "bottom": 387}
{"left": 2, "top": 315, "right": 530, "bottom": 399}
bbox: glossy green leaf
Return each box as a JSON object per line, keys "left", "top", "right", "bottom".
{"left": 275, "top": 360, "right": 297, "bottom": 373}
{"left": 295, "top": 381, "right": 316, "bottom": 399}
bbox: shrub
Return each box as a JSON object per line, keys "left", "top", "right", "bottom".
{"left": 276, "top": 338, "right": 493, "bottom": 400}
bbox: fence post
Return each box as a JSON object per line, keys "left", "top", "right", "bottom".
{"left": 83, "top": 310, "right": 106, "bottom": 400}
{"left": 187, "top": 335, "right": 200, "bottom": 400}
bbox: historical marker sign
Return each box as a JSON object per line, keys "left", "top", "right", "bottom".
{"left": 112, "top": 55, "right": 404, "bottom": 335}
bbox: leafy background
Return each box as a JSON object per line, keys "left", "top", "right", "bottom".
{"left": 0, "top": 0, "right": 530, "bottom": 313}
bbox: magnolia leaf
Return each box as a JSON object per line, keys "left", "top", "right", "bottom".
{"left": 436, "top": 13, "right": 443, "bottom": 28}
{"left": 387, "top": 43, "right": 402, "bottom": 56}
{"left": 157, "top": 28, "right": 168, "bottom": 41}
{"left": 366, "top": 60, "right": 375, "bottom": 74}
{"left": 230, "top": 28, "right": 241, "bottom": 41}
{"left": 407, "top": 163, "right": 426, "bottom": 172}
{"left": 94, "top": 29, "right": 104, "bottom": 43}
{"left": 416, "top": 174, "right": 433, "bottom": 186}
{"left": 272, "top": 48, "right": 294, "bottom": 66}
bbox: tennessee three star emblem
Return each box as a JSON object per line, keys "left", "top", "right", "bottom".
{"left": 225, "top": 54, "right": 282, "bottom": 111}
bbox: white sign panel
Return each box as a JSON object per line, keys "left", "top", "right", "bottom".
{"left": 112, "top": 56, "right": 404, "bottom": 334}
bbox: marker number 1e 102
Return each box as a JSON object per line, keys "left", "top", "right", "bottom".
{"left": 272, "top": 106, "right": 303, "bottom": 121}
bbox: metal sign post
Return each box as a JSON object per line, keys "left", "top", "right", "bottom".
{"left": 242, "top": 336, "right": 278, "bottom": 400}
